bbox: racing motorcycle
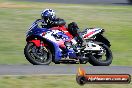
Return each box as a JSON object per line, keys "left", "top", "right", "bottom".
{"left": 24, "top": 19, "right": 113, "bottom": 66}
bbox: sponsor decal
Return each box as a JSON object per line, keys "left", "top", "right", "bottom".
{"left": 76, "top": 68, "right": 131, "bottom": 85}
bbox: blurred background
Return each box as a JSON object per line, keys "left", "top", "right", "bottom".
{"left": 0, "top": 0, "right": 132, "bottom": 88}
{"left": 0, "top": 0, "right": 132, "bottom": 65}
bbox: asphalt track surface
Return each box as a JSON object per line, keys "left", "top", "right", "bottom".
{"left": 0, "top": 65, "right": 132, "bottom": 75}
{"left": 0, "top": 0, "right": 131, "bottom": 76}
{"left": 23, "top": 0, "right": 129, "bottom": 5}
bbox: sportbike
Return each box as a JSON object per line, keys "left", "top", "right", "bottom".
{"left": 24, "top": 19, "right": 113, "bottom": 66}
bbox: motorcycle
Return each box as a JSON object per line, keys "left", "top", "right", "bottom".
{"left": 24, "top": 19, "right": 113, "bottom": 66}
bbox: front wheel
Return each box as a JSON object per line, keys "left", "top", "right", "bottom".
{"left": 24, "top": 42, "right": 52, "bottom": 65}
{"left": 89, "top": 44, "right": 113, "bottom": 66}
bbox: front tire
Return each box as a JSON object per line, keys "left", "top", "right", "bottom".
{"left": 89, "top": 44, "right": 113, "bottom": 66}
{"left": 24, "top": 42, "right": 52, "bottom": 65}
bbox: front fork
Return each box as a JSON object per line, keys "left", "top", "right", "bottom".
{"left": 29, "top": 39, "right": 48, "bottom": 52}
{"left": 40, "top": 41, "right": 48, "bottom": 52}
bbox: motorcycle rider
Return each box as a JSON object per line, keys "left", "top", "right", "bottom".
{"left": 41, "top": 9, "right": 86, "bottom": 49}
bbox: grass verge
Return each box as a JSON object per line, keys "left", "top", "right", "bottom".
{"left": 0, "top": 75, "right": 131, "bottom": 88}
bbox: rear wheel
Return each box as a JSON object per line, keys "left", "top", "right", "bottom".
{"left": 24, "top": 42, "right": 52, "bottom": 65}
{"left": 95, "top": 34, "right": 111, "bottom": 47}
{"left": 89, "top": 44, "right": 113, "bottom": 66}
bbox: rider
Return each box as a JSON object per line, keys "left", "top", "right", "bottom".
{"left": 41, "top": 9, "right": 86, "bottom": 49}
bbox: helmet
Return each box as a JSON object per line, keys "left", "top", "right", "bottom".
{"left": 41, "top": 9, "right": 56, "bottom": 23}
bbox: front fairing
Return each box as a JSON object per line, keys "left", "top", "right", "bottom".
{"left": 26, "top": 21, "right": 50, "bottom": 38}
{"left": 26, "top": 20, "right": 63, "bottom": 62}
{"left": 26, "top": 26, "right": 48, "bottom": 38}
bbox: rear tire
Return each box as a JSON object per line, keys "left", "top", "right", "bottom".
{"left": 95, "top": 34, "right": 111, "bottom": 47}
{"left": 24, "top": 42, "right": 52, "bottom": 65}
{"left": 89, "top": 44, "right": 113, "bottom": 66}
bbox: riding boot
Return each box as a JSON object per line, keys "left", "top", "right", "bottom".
{"left": 77, "top": 33, "right": 87, "bottom": 49}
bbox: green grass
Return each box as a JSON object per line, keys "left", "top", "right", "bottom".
{"left": 0, "top": 0, "right": 132, "bottom": 65}
{"left": 0, "top": 75, "right": 131, "bottom": 88}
